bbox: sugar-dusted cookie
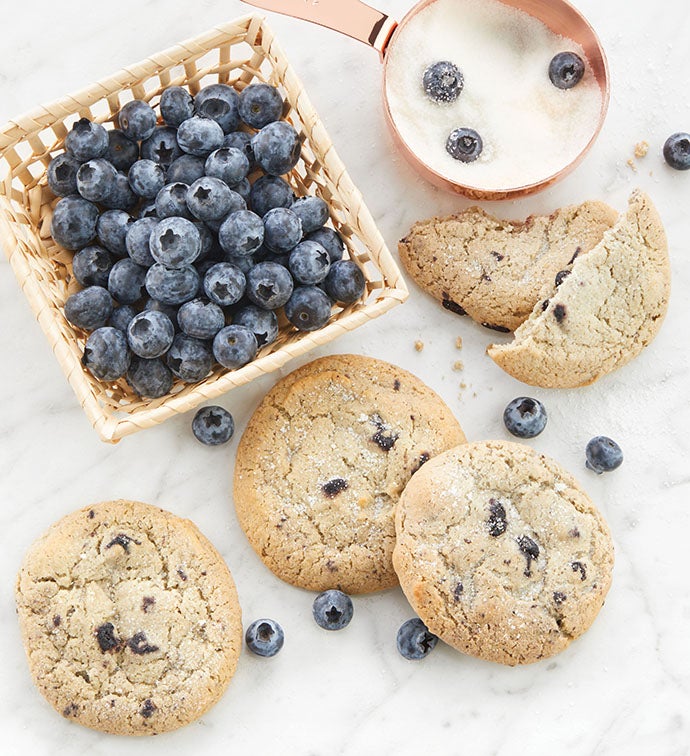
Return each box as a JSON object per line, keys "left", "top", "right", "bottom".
{"left": 398, "top": 200, "right": 618, "bottom": 332}
{"left": 15, "top": 500, "right": 242, "bottom": 735}
{"left": 393, "top": 441, "right": 614, "bottom": 666}
{"left": 233, "top": 354, "right": 466, "bottom": 594}
{"left": 487, "top": 190, "right": 670, "bottom": 387}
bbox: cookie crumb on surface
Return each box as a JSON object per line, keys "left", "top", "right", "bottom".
{"left": 626, "top": 158, "right": 637, "bottom": 172}
{"left": 634, "top": 141, "right": 649, "bottom": 158}
{"left": 455, "top": 336, "right": 463, "bottom": 349}
{"left": 414, "top": 340, "right": 424, "bottom": 352}
{"left": 452, "top": 360, "right": 464, "bottom": 371}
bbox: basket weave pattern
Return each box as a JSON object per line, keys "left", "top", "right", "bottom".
{"left": 0, "top": 14, "right": 408, "bottom": 442}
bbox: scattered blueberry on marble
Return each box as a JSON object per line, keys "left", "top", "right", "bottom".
{"left": 312, "top": 590, "right": 354, "bottom": 631}
{"left": 82, "top": 326, "right": 131, "bottom": 382}
{"left": 192, "top": 405, "right": 235, "bottom": 445}
{"left": 245, "top": 618, "right": 284, "bottom": 658}
{"left": 238, "top": 83, "right": 284, "bottom": 129}
{"left": 503, "top": 397, "right": 547, "bottom": 438}
{"left": 396, "top": 618, "right": 438, "bottom": 660}
{"left": 423, "top": 61, "right": 464, "bottom": 103}
{"left": 663, "top": 132, "right": 690, "bottom": 170}
{"left": 446, "top": 127, "right": 483, "bottom": 162}
{"left": 585, "top": 436, "right": 623, "bottom": 474}
{"left": 548, "top": 52, "right": 585, "bottom": 89}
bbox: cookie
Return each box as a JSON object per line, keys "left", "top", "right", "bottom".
{"left": 393, "top": 440, "right": 614, "bottom": 666}
{"left": 487, "top": 190, "right": 670, "bottom": 387}
{"left": 398, "top": 200, "right": 618, "bottom": 332}
{"left": 15, "top": 500, "right": 242, "bottom": 736}
{"left": 233, "top": 354, "right": 466, "bottom": 594}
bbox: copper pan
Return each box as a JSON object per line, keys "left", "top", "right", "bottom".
{"left": 241, "top": 0, "right": 610, "bottom": 200}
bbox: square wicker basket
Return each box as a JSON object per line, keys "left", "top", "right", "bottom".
{"left": 0, "top": 14, "right": 408, "bottom": 443}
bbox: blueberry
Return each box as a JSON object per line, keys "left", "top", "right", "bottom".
{"left": 223, "top": 131, "right": 256, "bottom": 170}
{"left": 232, "top": 304, "right": 278, "bottom": 348}
{"left": 103, "top": 172, "right": 138, "bottom": 211}
{"left": 165, "top": 333, "right": 212, "bottom": 382}
{"left": 284, "top": 286, "right": 331, "bottom": 331}
{"left": 64, "top": 118, "right": 108, "bottom": 161}
{"left": 155, "top": 182, "right": 194, "bottom": 220}
{"left": 213, "top": 324, "right": 258, "bottom": 369}
{"left": 396, "top": 618, "right": 438, "bottom": 660}
{"left": 193, "top": 221, "right": 214, "bottom": 261}
{"left": 233, "top": 177, "right": 251, "bottom": 204}
{"left": 306, "top": 227, "right": 344, "bottom": 263}
{"left": 76, "top": 158, "right": 118, "bottom": 204}
{"left": 585, "top": 436, "right": 623, "bottom": 474}
{"left": 446, "top": 127, "right": 483, "bottom": 162}
{"left": 126, "top": 310, "right": 175, "bottom": 359}
{"left": 312, "top": 589, "right": 353, "bottom": 631}
{"left": 149, "top": 217, "right": 202, "bottom": 269}
{"left": 249, "top": 175, "right": 294, "bottom": 217}
{"left": 252, "top": 121, "right": 301, "bottom": 176}
{"left": 218, "top": 209, "right": 264, "bottom": 256}
{"left": 118, "top": 99, "right": 157, "bottom": 141}
{"left": 108, "top": 258, "right": 147, "bottom": 304}
{"left": 82, "top": 326, "right": 131, "bottom": 381}
{"left": 144, "top": 298, "right": 180, "bottom": 326}
{"left": 224, "top": 253, "right": 258, "bottom": 275}
{"left": 186, "top": 176, "right": 236, "bottom": 222}
{"left": 97, "top": 209, "right": 133, "bottom": 257}
{"left": 51, "top": 195, "right": 99, "bottom": 250}
{"left": 141, "top": 126, "right": 183, "bottom": 169}
{"left": 503, "top": 397, "right": 547, "bottom": 438}
{"left": 106, "top": 129, "right": 139, "bottom": 172}
{"left": 288, "top": 240, "right": 330, "bottom": 284}
{"left": 663, "top": 132, "right": 690, "bottom": 171}
{"left": 549, "top": 52, "right": 585, "bottom": 89}
{"left": 145, "top": 263, "right": 200, "bottom": 305}
{"left": 290, "top": 196, "right": 329, "bottom": 235}
{"left": 246, "top": 261, "right": 293, "bottom": 309}
{"left": 125, "top": 217, "right": 158, "bottom": 266}
{"left": 126, "top": 356, "right": 174, "bottom": 398}
{"left": 245, "top": 618, "right": 284, "bottom": 657}
{"left": 423, "top": 61, "right": 464, "bottom": 103}
{"left": 72, "top": 245, "right": 113, "bottom": 287}
{"left": 259, "top": 207, "right": 301, "bottom": 255}
{"left": 128, "top": 159, "right": 165, "bottom": 199}
{"left": 109, "top": 303, "right": 137, "bottom": 332}
{"left": 47, "top": 153, "right": 81, "bottom": 197}
{"left": 194, "top": 83, "right": 240, "bottom": 133}
{"left": 64, "top": 286, "right": 113, "bottom": 331}
{"left": 238, "top": 83, "right": 284, "bottom": 129}
{"left": 138, "top": 201, "right": 158, "bottom": 220}
{"left": 177, "top": 115, "right": 225, "bottom": 157}
{"left": 204, "top": 191, "right": 248, "bottom": 233}
{"left": 192, "top": 405, "right": 235, "bottom": 445}
{"left": 205, "top": 147, "right": 250, "bottom": 187}
{"left": 324, "top": 259, "right": 365, "bottom": 303}
{"left": 177, "top": 298, "right": 225, "bottom": 339}
{"left": 166, "top": 154, "right": 207, "bottom": 185}
{"left": 160, "top": 85, "right": 195, "bottom": 128}
{"left": 203, "top": 262, "right": 246, "bottom": 307}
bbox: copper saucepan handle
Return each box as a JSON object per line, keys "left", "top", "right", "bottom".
{"left": 240, "top": 0, "right": 398, "bottom": 55}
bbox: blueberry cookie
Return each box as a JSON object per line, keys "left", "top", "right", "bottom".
{"left": 15, "top": 500, "right": 242, "bottom": 735}
{"left": 233, "top": 354, "right": 466, "bottom": 594}
{"left": 393, "top": 441, "right": 614, "bottom": 665}
{"left": 398, "top": 200, "right": 618, "bottom": 332}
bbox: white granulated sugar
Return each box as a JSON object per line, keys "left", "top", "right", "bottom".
{"left": 384, "top": 0, "right": 603, "bottom": 190}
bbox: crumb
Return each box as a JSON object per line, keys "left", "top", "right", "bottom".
{"left": 414, "top": 340, "right": 424, "bottom": 352}
{"left": 634, "top": 141, "right": 649, "bottom": 158}
{"left": 452, "top": 360, "right": 464, "bottom": 371}
{"left": 626, "top": 158, "right": 637, "bottom": 173}
{"left": 460, "top": 382, "right": 467, "bottom": 389}
{"left": 455, "top": 336, "right": 463, "bottom": 349}
{"left": 472, "top": 392, "right": 477, "bottom": 398}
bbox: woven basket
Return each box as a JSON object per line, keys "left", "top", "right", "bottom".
{"left": 0, "top": 14, "right": 408, "bottom": 443}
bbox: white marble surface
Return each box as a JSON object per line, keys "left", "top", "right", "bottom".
{"left": 1, "top": 1, "right": 689, "bottom": 754}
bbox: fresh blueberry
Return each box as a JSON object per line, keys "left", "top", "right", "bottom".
{"left": 324, "top": 259, "right": 365, "bottom": 303}
{"left": 218, "top": 209, "right": 264, "bottom": 256}
{"left": 192, "top": 405, "right": 235, "bottom": 445}
{"left": 160, "top": 85, "right": 195, "bottom": 128}
{"left": 193, "top": 220, "right": 214, "bottom": 261}
{"left": 177, "top": 115, "right": 225, "bottom": 157}
{"left": 108, "top": 258, "right": 147, "bottom": 304}
{"left": 312, "top": 590, "right": 353, "bottom": 631}
{"left": 238, "top": 83, "right": 284, "bottom": 129}
{"left": 72, "top": 245, "right": 113, "bottom": 287}
{"left": 51, "top": 195, "right": 99, "bottom": 250}
{"left": 97, "top": 209, "right": 133, "bottom": 257}
{"left": 165, "top": 333, "right": 212, "bottom": 382}
{"left": 155, "top": 182, "right": 194, "bottom": 220}
{"left": 47, "top": 153, "right": 81, "bottom": 197}
{"left": 284, "top": 286, "right": 331, "bottom": 331}
{"left": 262, "top": 207, "right": 302, "bottom": 254}
{"left": 138, "top": 201, "right": 158, "bottom": 219}
{"left": 126, "top": 356, "right": 174, "bottom": 398}
{"left": 396, "top": 618, "right": 438, "bottom": 660}
{"left": 109, "top": 303, "right": 137, "bottom": 332}
{"left": 288, "top": 240, "right": 330, "bottom": 284}
{"left": 663, "top": 132, "right": 690, "bottom": 171}
{"left": 205, "top": 147, "right": 250, "bottom": 187}
{"left": 233, "top": 177, "right": 251, "bottom": 204}
{"left": 212, "top": 324, "right": 258, "bottom": 369}
{"left": 126, "top": 310, "right": 175, "bottom": 359}
{"left": 246, "top": 261, "right": 293, "bottom": 309}
{"left": 145, "top": 263, "right": 200, "bottom": 305}
{"left": 128, "top": 159, "right": 165, "bottom": 199}
{"left": 203, "top": 262, "right": 246, "bottom": 307}
{"left": 106, "top": 129, "right": 139, "bottom": 172}
{"left": 549, "top": 52, "right": 585, "bottom": 89}
{"left": 125, "top": 217, "right": 158, "bottom": 266}
{"left": 144, "top": 298, "right": 180, "bottom": 326}
{"left": 177, "top": 298, "right": 225, "bottom": 339}
{"left": 194, "top": 83, "right": 240, "bottom": 133}
{"left": 306, "top": 227, "right": 344, "bottom": 263}
{"left": 186, "top": 176, "right": 236, "bottom": 222}
{"left": 118, "top": 99, "right": 157, "bottom": 141}
{"left": 64, "top": 118, "right": 108, "bottom": 161}
{"left": 423, "top": 61, "right": 464, "bottom": 103}
{"left": 64, "top": 286, "right": 113, "bottom": 331}
{"left": 245, "top": 618, "right": 284, "bottom": 657}
{"left": 224, "top": 253, "right": 258, "bottom": 275}
{"left": 232, "top": 304, "right": 278, "bottom": 348}
{"left": 585, "top": 436, "right": 623, "bottom": 474}
{"left": 503, "top": 397, "right": 547, "bottom": 438}
{"left": 446, "top": 127, "right": 483, "bottom": 162}
{"left": 252, "top": 121, "right": 301, "bottom": 176}
{"left": 249, "top": 175, "right": 294, "bottom": 217}
{"left": 204, "top": 191, "right": 248, "bottom": 233}
{"left": 223, "top": 131, "right": 256, "bottom": 170}
{"left": 165, "top": 153, "right": 207, "bottom": 185}
{"left": 76, "top": 158, "right": 118, "bottom": 204}
{"left": 150, "top": 217, "right": 202, "bottom": 268}
{"left": 141, "top": 126, "right": 183, "bottom": 169}
{"left": 103, "top": 172, "right": 138, "bottom": 211}
{"left": 82, "top": 326, "right": 131, "bottom": 381}
{"left": 290, "top": 196, "right": 328, "bottom": 235}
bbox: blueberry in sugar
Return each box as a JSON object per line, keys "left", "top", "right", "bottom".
{"left": 446, "top": 127, "right": 483, "bottom": 162}
{"left": 252, "top": 121, "right": 302, "bottom": 176}
{"left": 312, "top": 590, "right": 353, "bottom": 631}
{"left": 423, "top": 61, "right": 464, "bottom": 103}
{"left": 146, "top": 263, "right": 200, "bottom": 305}
{"left": 127, "top": 357, "right": 174, "bottom": 398}
{"left": 126, "top": 310, "right": 175, "bottom": 359}
{"left": 203, "top": 262, "right": 246, "bottom": 307}
{"left": 128, "top": 159, "right": 165, "bottom": 199}
{"left": 549, "top": 52, "right": 585, "bottom": 90}
{"left": 75, "top": 158, "right": 118, "bottom": 204}
{"left": 51, "top": 195, "right": 99, "bottom": 250}
{"left": 396, "top": 618, "right": 438, "bottom": 660}
{"left": 141, "top": 126, "right": 183, "bottom": 169}
{"left": 238, "top": 83, "right": 284, "bottom": 129}
{"left": 249, "top": 175, "right": 294, "bottom": 217}
{"left": 263, "top": 207, "right": 302, "bottom": 254}
{"left": 223, "top": 131, "right": 255, "bottom": 170}
{"left": 64, "top": 286, "right": 113, "bottom": 331}
{"left": 288, "top": 240, "right": 330, "bottom": 284}
{"left": 285, "top": 286, "right": 332, "bottom": 332}
{"left": 105, "top": 129, "right": 139, "bottom": 172}
{"left": 186, "top": 176, "right": 237, "bottom": 222}
{"left": 290, "top": 196, "right": 329, "bottom": 235}
{"left": 103, "top": 172, "right": 138, "bottom": 211}
{"left": 194, "top": 83, "right": 240, "bottom": 133}
{"left": 155, "top": 182, "right": 194, "bottom": 220}
{"left": 72, "top": 245, "right": 113, "bottom": 287}
{"left": 97, "top": 209, "right": 133, "bottom": 257}
{"left": 307, "top": 227, "right": 344, "bottom": 263}
{"left": 118, "top": 99, "right": 157, "bottom": 141}
{"left": 232, "top": 305, "right": 278, "bottom": 348}
{"left": 212, "top": 324, "right": 258, "bottom": 369}
{"left": 324, "top": 259, "right": 365, "bottom": 304}
{"left": 192, "top": 405, "right": 235, "bottom": 445}
{"left": 109, "top": 304, "right": 137, "bottom": 332}
{"left": 585, "top": 436, "right": 623, "bottom": 474}
{"left": 165, "top": 154, "right": 206, "bottom": 185}
{"left": 663, "top": 132, "right": 690, "bottom": 171}
{"left": 165, "top": 333, "right": 212, "bottom": 382}
{"left": 64, "top": 117, "right": 108, "bottom": 161}
{"left": 108, "top": 258, "right": 147, "bottom": 304}
{"left": 160, "top": 85, "right": 195, "bottom": 128}
{"left": 218, "top": 209, "right": 264, "bottom": 257}
{"left": 204, "top": 147, "right": 250, "bottom": 187}
{"left": 47, "top": 153, "right": 81, "bottom": 197}
{"left": 503, "top": 397, "right": 547, "bottom": 438}
{"left": 246, "top": 261, "right": 293, "bottom": 310}
{"left": 176, "top": 115, "right": 225, "bottom": 157}
{"left": 177, "top": 298, "right": 225, "bottom": 339}
{"left": 82, "top": 326, "right": 131, "bottom": 382}
{"left": 125, "top": 217, "right": 158, "bottom": 267}
{"left": 245, "top": 618, "right": 284, "bottom": 658}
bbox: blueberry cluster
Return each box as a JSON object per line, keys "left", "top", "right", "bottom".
{"left": 49, "top": 83, "right": 365, "bottom": 398}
